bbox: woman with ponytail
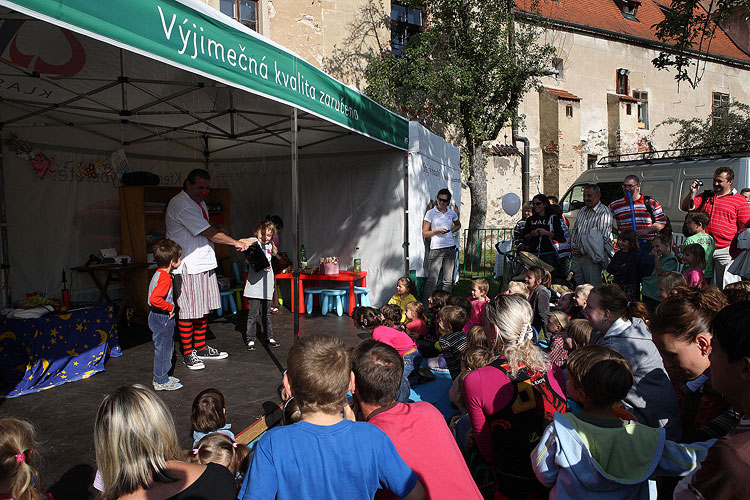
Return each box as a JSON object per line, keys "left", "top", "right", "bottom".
{"left": 0, "top": 417, "right": 50, "bottom": 500}
{"left": 585, "top": 284, "right": 681, "bottom": 440}
{"left": 463, "top": 294, "right": 567, "bottom": 499}
{"left": 651, "top": 286, "right": 733, "bottom": 440}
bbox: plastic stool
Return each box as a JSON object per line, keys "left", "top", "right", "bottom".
{"left": 353, "top": 286, "right": 370, "bottom": 306}
{"left": 216, "top": 290, "right": 237, "bottom": 317}
{"left": 304, "top": 287, "right": 326, "bottom": 315}
{"left": 232, "top": 262, "right": 248, "bottom": 311}
{"left": 321, "top": 289, "right": 347, "bottom": 317}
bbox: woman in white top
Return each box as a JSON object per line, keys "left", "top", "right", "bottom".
{"left": 422, "top": 188, "right": 461, "bottom": 301}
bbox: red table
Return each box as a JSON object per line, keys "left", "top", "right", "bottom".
{"left": 276, "top": 271, "right": 367, "bottom": 315}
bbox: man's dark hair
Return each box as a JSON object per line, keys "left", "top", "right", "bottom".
{"left": 437, "top": 188, "right": 452, "bottom": 200}
{"left": 714, "top": 166, "right": 735, "bottom": 182}
{"left": 710, "top": 301, "right": 750, "bottom": 362}
{"left": 547, "top": 195, "right": 559, "bottom": 204}
{"left": 185, "top": 168, "right": 210, "bottom": 189}
{"left": 352, "top": 340, "right": 403, "bottom": 406}
{"left": 624, "top": 174, "right": 640, "bottom": 185}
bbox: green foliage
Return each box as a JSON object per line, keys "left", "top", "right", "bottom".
{"left": 653, "top": 0, "right": 750, "bottom": 88}
{"left": 364, "top": 0, "right": 556, "bottom": 147}
{"left": 657, "top": 101, "right": 750, "bottom": 150}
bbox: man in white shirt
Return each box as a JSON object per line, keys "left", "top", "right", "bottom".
{"left": 166, "top": 168, "right": 248, "bottom": 370}
{"left": 570, "top": 184, "right": 614, "bottom": 285}
{"left": 422, "top": 188, "right": 461, "bottom": 300}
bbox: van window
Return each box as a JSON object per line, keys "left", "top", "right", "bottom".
{"left": 561, "top": 184, "right": 585, "bottom": 211}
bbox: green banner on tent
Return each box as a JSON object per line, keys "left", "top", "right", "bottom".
{"left": 4, "top": 0, "right": 408, "bottom": 149}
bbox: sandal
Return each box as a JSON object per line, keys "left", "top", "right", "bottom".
{"left": 270, "top": 307, "right": 282, "bottom": 315}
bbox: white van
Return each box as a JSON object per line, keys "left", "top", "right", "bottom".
{"left": 560, "top": 155, "right": 750, "bottom": 237}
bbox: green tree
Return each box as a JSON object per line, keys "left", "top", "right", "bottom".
{"left": 653, "top": 1, "right": 750, "bottom": 88}
{"left": 657, "top": 101, "right": 750, "bottom": 151}
{"left": 364, "top": 0, "right": 555, "bottom": 265}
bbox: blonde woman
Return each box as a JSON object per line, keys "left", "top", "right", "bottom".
{"left": 463, "top": 294, "right": 567, "bottom": 499}
{"left": 94, "top": 384, "right": 236, "bottom": 500}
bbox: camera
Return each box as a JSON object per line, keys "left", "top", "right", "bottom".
{"left": 696, "top": 180, "right": 704, "bottom": 186}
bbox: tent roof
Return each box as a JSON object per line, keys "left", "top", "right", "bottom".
{"left": 0, "top": 0, "right": 408, "bottom": 160}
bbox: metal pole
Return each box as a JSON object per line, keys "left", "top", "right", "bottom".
{"left": 291, "top": 108, "right": 299, "bottom": 341}
{"left": 403, "top": 152, "right": 410, "bottom": 276}
{"left": 0, "top": 144, "right": 10, "bottom": 307}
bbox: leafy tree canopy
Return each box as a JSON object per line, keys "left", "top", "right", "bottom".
{"left": 657, "top": 101, "right": 750, "bottom": 151}
{"left": 653, "top": 0, "right": 750, "bottom": 88}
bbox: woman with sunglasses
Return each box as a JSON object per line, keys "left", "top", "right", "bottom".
{"left": 522, "top": 194, "right": 566, "bottom": 272}
{"left": 422, "top": 188, "right": 461, "bottom": 300}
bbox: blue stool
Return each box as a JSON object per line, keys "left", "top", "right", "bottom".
{"left": 304, "top": 287, "right": 326, "bottom": 315}
{"left": 321, "top": 289, "right": 347, "bottom": 317}
{"left": 331, "top": 285, "right": 370, "bottom": 308}
{"left": 216, "top": 290, "right": 238, "bottom": 317}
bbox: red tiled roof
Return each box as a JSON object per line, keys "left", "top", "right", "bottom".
{"left": 543, "top": 87, "right": 582, "bottom": 100}
{"left": 490, "top": 144, "right": 522, "bottom": 156}
{"left": 514, "top": 0, "right": 750, "bottom": 63}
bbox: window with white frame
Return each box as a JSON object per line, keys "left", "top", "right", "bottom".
{"left": 633, "top": 90, "right": 649, "bottom": 128}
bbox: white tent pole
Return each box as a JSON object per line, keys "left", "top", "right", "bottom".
{"left": 403, "top": 152, "right": 410, "bottom": 277}
{"left": 291, "top": 107, "right": 299, "bottom": 342}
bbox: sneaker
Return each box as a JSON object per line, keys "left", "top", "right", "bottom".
{"left": 153, "top": 378, "right": 183, "bottom": 391}
{"left": 268, "top": 338, "right": 281, "bottom": 348}
{"left": 183, "top": 351, "right": 205, "bottom": 370}
{"left": 196, "top": 345, "right": 229, "bottom": 360}
{"left": 246, "top": 340, "right": 256, "bottom": 351}
{"left": 168, "top": 376, "right": 180, "bottom": 384}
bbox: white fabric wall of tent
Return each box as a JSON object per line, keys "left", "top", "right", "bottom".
{"left": 0, "top": 0, "right": 460, "bottom": 310}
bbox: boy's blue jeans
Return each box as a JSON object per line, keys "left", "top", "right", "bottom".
{"left": 149, "top": 311, "right": 175, "bottom": 384}
{"left": 396, "top": 349, "right": 422, "bottom": 403}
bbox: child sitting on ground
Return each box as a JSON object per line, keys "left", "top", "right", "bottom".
{"left": 0, "top": 417, "right": 53, "bottom": 500}
{"left": 388, "top": 276, "right": 418, "bottom": 323}
{"left": 430, "top": 305, "right": 469, "bottom": 379}
{"left": 403, "top": 301, "right": 428, "bottom": 340}
{"left": 641, "top": 234, "right": 679, "bottom": 313}
{"left": 657, "top": 271, "right": 687, "bottom": 301}
{"left": 682, "top": 243, "right": 707, "bottom": 288}
{"left": 148, "top": 239, "right": 183, "bottom": 390}
{"left": 192, "top": 388, "right": 234, "bottom": 446}
{"left": 353, "top": 306, "right": 420, "bottom": 402}
{"left": 545, "top": 310, "right": 570, "bottom": 368}
{"left": 422, "top": 290, "right": 451, "bottom": 356}
{"left": 564, "top": 319, "right": 592, "bottom": 352}
{"left": 606, "top": 229, "right": 640, "bottom": 302}
{"left": 380, "top": 304, "right": 405, "bottom": 329}
{"left": 532, "top": 345, "right": 711, "bottom": 500}
{"left": 238, "top": 334, "right": 424, "bottom": 500}
{"left": 463, "top": 278, "right": 491, "bottom": 332}
{"left": 188, "top": 432, "right": 250, "bottom": 486}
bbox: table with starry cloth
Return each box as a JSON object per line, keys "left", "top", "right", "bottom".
{"left": 0, "top": 302, "right": 122, "bottom": 398}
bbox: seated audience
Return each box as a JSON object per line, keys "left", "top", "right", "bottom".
{"left": 94, "top": 384, "right": 237, "bottom": 500}
{"left": 239, "top": 334, "right": 424, "bottom": 500}
{"left": 585, "top": 285, "right": 681, "bottom": 440}
{"left": 532, "top": 345, "right": 711, "bottom": 500}
{"left": 188, "top": 433, "right": 250, "bottom": 486}
{"left": 351, "top": 340, "right": 482, "bottom": 500}
{"left": 463, "top": 294, "right": 567, "bottom": 499}
{"left": 435, "top": 305, "right": 469, "bottom": 379}
{"left": 192, "top": 388, "right": 234, "bottom": 446}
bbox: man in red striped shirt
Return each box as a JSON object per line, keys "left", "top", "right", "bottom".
{"left": 609, "top": 175, "right": 667, "bottom": 277}
{"left": 681, "top": 167, "right": 750, "bottom": 288}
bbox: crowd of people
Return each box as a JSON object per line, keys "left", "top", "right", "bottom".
{"left": 4, "top": 175, "right": 750, "bottom": 500}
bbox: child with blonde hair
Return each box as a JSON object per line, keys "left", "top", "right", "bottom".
{"left": 505, "top": 280, "right": 530, "bottom": 297}
{"left": 404, "top": 301, "right": 428, "bottom": 339}
{"left": 0, "top": 418, "right": 52, "bottom": 500}
{"left": 545, "top": 310, "right": 570, "bottom": 368}
{"left": 564, "top": 319, "right": 592, "bottom": 351}
{"left": 188, "top": 433, "right": 250, "bottom": 484}
{"left": 573, "top": 284, "right": 593, "bottom": 313}
{"left": 657, "top": 271, "right": 687, "bottom": 301}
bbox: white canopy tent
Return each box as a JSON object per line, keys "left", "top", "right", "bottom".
{"left": 0, "top": 0, "right": 416, "bottom": 331}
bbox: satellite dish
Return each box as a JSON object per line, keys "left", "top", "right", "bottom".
{"left": 502, "top": 193, "right": 521, "bottom": 216}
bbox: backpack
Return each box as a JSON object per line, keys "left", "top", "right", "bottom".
{"left": 643, "top": 195, "right": 672, "bottom": 238}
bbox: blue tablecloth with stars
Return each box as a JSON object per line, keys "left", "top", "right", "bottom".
{"left": 0, "top": 302, "right": 122, "bottom": 398}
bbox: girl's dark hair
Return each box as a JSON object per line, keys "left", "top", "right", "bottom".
{"left": 379, "top": 304, "right": 403, "bottom": 327}
{"left": 710, "top": 301, "right": 750, "bottom": 362}
{"left": 265, "top": 214, "right": 284, "bottom": 231}
{"left": 682, "top": 243, "right": 707, "bottom": 269}
{"left": 616, "top": 229, "right": 639, "bottom": 252}
{"left": 191, "top": 389, "right": 226, "bottom": 433}
{"left": 532, "top": 193, "right": 551, "bottom": 216}
{"left": 448, "top": 295, "right": 471, "bottom": 317}
{"left": 397, "top": 276, "right": 416, "bottom": 296}
{"left": 527, "top": 266, "right": 551, "bottom": 289}
{"left": 652, "top": 286, "right": 727, "bottom": 343}
{"left": 590, "top": 284, "right": 646, "bottom": 322}
{"left": 429, "top": 290, "right": 451, "bottom": 311}
{"left": 353, "top": 306, "right": 383, "bottom": 329}
{"left": 724, "top": 281, "right": 750, "bottom": 304}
